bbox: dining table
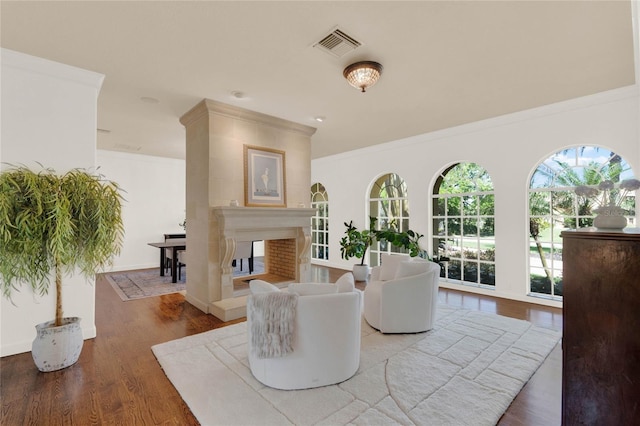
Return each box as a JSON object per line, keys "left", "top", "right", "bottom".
{"left": 147, "top": 239, "right": 186, "bottom": 283}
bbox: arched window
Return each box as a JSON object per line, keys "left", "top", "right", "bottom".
{"left": 310, "top": 183, "right": 329, "bottom": 261}
{"left": 432, "top": 163, "right": 495, "bottom": 287}
{"left": 528, "top": 146, "right": 636, "bottom": 300}
{"left": 368, "top": 173, "right": 409, "bottom": 267}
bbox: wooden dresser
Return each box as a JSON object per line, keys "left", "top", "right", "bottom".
{"left": 561, "top": 228, "right": 640, "bottom": 425}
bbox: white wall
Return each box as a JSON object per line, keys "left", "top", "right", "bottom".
{"left": 0, "top": 51, "right": 186, "bottom": 357}
{"left": 97, "top": 150, "right": 186, "bottom": 271}
{"left": 312, "top": 86, "right": 640, "bottom": 309}
{"left": 1, "top": 49, "right": 104, "bottom": 356}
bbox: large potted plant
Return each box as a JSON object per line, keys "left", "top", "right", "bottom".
{"left": 0, "top": 165, "right": 125, "bottom": 372}
{"left": 375, "top": 225, "right": 424, "bottom": 257}
{"left": 341, "top": 217, "right": 430, "bottom": 281}
{"left": 339, "top": 218, "right": 377, "bottom": 281}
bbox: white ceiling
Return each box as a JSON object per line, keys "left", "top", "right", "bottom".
{"left": 1, "top": 1, "right": 636, "bottom": 160}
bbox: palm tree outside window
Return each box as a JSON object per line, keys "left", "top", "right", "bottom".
{"left": 528, "top": 146, "right": 637, "bottom": 300}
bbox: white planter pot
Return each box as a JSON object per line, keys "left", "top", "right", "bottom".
{"left": 593, "top": 206, "right": 627, "bottom": 230}
{"left": 352, "top": 264, "right": 370, "bottom": 282}
{"left": 32, "top": 317, "right": 83, "bottom": 372}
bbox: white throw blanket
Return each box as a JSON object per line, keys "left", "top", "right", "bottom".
{"left": 247, "top": 292, "right": 298, "bottom": 358}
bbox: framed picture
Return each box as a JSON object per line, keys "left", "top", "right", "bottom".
{"left": 244, "top": 145, "right": 286, "bottom": 207}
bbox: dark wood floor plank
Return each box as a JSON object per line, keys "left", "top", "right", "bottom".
{"left": 1, "top": 266, "right": 562, "bottom": 425}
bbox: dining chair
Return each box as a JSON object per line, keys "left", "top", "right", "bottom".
{"left": 233, "top": 241, "right": 254, "bottom": 273}
{"left": 163, "top": 233, "right": 186, "bottom": 274}
{"left": 177, "top": 250, "right": 186, "bottom": 281}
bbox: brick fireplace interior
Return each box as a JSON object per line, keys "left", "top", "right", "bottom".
{"left": 233, "top": 238, "right": 297, "bottom": 295}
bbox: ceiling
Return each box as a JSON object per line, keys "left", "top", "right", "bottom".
{"left": 1, "top": 1, "right": 636, "bottom": 160}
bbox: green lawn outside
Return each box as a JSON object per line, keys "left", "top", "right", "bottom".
{"left": 446, "top": 225, "right": 567, "bottom": 255}
{"left": 529, "top": 224, "right": 568, "bottom": 254}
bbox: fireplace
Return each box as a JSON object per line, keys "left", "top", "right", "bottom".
{"left": 201, "top": 206, "right": 315, "bottom": 321}
{"left": 180, "top": 99, "right": 316, "bottom": 322}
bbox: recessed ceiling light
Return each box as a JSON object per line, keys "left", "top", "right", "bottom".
{"left": 314, "top": 116, "right": 325, "bottom": 122}
{"left": 231, "top": 91, "right": 245, "bottom": 99}
{"left": 114, "top": 143, "right": 141, "bottom": 152}
{"left": 140, "top": 96, "right": 160, "bottom": 104}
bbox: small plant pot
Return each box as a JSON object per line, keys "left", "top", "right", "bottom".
{"left": 32, "top": 317, "right": 83, "bottom": 372}
{"left": 352, "top": 264, "right": 370, "bottom": 282}
{"left": 593, "top": 206, "right": 627, "bottom": 230}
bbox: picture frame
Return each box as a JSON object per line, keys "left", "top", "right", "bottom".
{"left": 244, "top": 145, "right": 286, "bottom": 207}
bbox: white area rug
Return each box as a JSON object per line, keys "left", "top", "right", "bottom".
{"left": 152, "top": 305, "right": 561, "bottom": 425}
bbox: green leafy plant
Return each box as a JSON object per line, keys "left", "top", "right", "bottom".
{"left": 0, "top": 165, "right": 125, "bottom": 326}
{"left": 340, "top": 217, "right": 426, "bottom": 264}
{"left": 375, "top": 225, "right": 423, "bottom": 257}
{"left": 339, "top": 217, "right": 377, "bottom": 266}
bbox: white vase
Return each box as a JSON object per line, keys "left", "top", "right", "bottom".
{"left": 32, "top": 317, "right": 83, "bottom": 372}
{"left": 352, "top": 264, "right": 370, "bottom": 282}
{"left": 593, "top": 205, "right": 627, "bottom": 230}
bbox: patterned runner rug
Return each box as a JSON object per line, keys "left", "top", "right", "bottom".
{"left": 105, "top": 258, "right": 265, "bottom": 301}
{"left": 105, "top": 269, "right": 186, "bottom": 301}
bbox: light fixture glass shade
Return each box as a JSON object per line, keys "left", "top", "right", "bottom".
{"left": 343, "top": 61, "right": 383, "bottom": 92}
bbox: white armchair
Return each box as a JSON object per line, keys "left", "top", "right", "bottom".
{"left": 364, "top": 254, "right": 441, "bottom": 333}
{"left": 247, "top": 274, "right": 361, "bottom": 390}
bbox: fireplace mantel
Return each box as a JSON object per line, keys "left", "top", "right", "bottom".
{"left": 207, "top": 206, "right": 316, "bottom": 321}
{"left": 211, "top": 206, "right": 315, "bottom": 237}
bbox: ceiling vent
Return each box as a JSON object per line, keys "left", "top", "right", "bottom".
{"left": 313, "top": 28, "right": 361, "bottom": 58}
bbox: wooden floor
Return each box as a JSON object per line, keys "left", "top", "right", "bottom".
{"left": 0, "top": 266, "right": 562, "bottom": 425}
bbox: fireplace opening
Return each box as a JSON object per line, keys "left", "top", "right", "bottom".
{"left": 233, "top": 238, "right": 297, "bottom": 296}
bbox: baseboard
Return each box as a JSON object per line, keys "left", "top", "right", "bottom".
{"left": 185, "top": 293, "right": 209, "bottom": 314}
{"left": 107, "top": 263, "right": 157, "bottom": 273}
{"left": 1, "top": 325, "right": 97, "bottom": 358}
{"left": 1, "top": 339, "right": 32, "bottom": 357}
{"left": 438, "top": 282, "right": 563, "bottom": 309}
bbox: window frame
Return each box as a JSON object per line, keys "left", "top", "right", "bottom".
{"left": 527, "top": 146, "right": 637, "bottom": 301}
{"left": 432, "top": 163, "right": 496, "bottom": 288}
{"left": 310, "top": 183, "right": 329, "bottom": 261}
{"left": 368, "top": 173, "right": 410, "bottom": 267}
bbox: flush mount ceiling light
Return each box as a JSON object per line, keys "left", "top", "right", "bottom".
{"left": 343, "top": 61, "right": 383, "bottom": 92}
